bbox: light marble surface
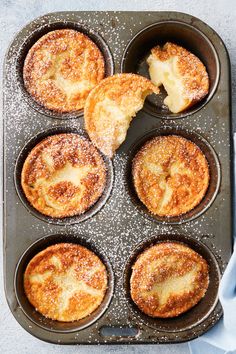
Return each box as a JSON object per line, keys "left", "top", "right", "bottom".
{"left": 1, "top": 0, "right": 236, "bottom": 353}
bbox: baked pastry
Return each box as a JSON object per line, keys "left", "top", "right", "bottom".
{"left": 132, "top": 135, "right": 209, "bottom": 217}
{"left": 84, "top": 73, "right": 159, "bottom": 157}
{"left": 23, "top": 29, "right": 105, "bottom": 112}
{"left": 147, "top": 42, "right": 209, "bottom": 113}
{"left": 21, "top": 133, "right": 106, "bottom": 218}
{"left": 130, "top": 242, "right": 209, "bottom": 318}
{"left": 24, "top": 243, "right": 108, "bottom": 321}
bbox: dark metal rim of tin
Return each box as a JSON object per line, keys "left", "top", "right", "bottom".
{"left": 14, "top": 233, "right": 115, "bottom": 333}
{"left": 15, "top": 20, "right": 115, "bottom": 120}
{"left": 14, "top": 126, "right": 114, "bottom": 225}
{"left": 123, "top": 234, "right": 221, "bottom": 333}
{"left": 126, "top": 127, "right": 221, "bottom": 225}
{"left": 120, "top": 20, "right": 220, "bottom": 119}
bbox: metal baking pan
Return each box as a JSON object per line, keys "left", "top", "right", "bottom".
{"left": 3, "top": 11, "right": 233, "bottom": 344}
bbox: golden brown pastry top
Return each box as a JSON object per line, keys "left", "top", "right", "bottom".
{"left": 23, "top": 29, "right": 105, "bottom": 112}
{"left": 132, "top": 135, "right": 210, "bottom": 217}
{"left": 24, "top": 243, "right": 108, "bottom": 322}
{"left": 147, "top": 42, "right": 209, "bottom": 113}
{"left": 84, "top": 73, "right": 159, "bottom": 157}
{"left": 130, "top": 242, "right": 209, "bottom": 318}
{"left": 21, "top": 133, "right": 107, "bottom": 218}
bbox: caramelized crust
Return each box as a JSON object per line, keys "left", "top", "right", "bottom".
{"left": 21, "top": 133, "right": 107, "bottom": 218}
{"left": 130, "top": 242, "right": 209, "bottom": 318}
{"left": 24, "top": 243, "right": 108, "bottom": 322}
{"left": 23, "top": 29, "right": 105, "bottom": 112}
{"left": 147, "top": 42, "right": 209, "bottom": 113}
{"left": 84, "top": 73, "right": 159, "bottom": 157}
{"left": 132, "top": 135, "right": 210, "bottom": 217}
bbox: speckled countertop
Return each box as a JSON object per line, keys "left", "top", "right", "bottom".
{"left": 1, "top": 0, "right": 235, "bottom": 353}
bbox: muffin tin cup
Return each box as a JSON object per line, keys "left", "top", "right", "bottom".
{"left": 16, "top": 20, "right": 115, "bottom": 119}
{"left": 14, "top": 234, "right": 114, "bottom": 333}
{"left": 124, "top": 234, "right": 221, "bottom": 333}
{"left": 14, "top": 126, "right": 114, "bottom": 225}
{"left": 126, "top": 127, "right": 221, "bottom": 224}
{"left": 121, "top": 20, "right": 220, "bottom": 119}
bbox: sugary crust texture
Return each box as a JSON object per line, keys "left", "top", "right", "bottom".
{"left": 130, "top": 242, "right": 209, "bottom": 318}
{"left": 132, "top": 135, "right": 210, "bottom": 217}
{"left": 24, "top": 243, "right": 108, "bottom": 322}
{"left": 148, "top": 42, "right": 209, "bottom": 112}
{"left": 21, "top": 133, "right": 107, "bottom": 218}
{"left": 23, "top": 29, "right": 105, "bottom": 112}
{"left": 84, "top": 73, "right": 159, "bottom": 157}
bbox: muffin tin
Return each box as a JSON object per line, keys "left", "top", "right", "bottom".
{"left": 3, "top": 11, "right": 233, "bottom": 344}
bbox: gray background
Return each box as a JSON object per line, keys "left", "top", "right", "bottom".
{"left": 1, "top": 0, "right": 235, "bottom": 353}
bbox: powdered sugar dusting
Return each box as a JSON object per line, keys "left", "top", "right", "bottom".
{"left": 3, "top": 11, "right": 231, "bottom": 344}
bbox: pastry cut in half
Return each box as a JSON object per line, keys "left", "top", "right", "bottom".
{"left": 147, "top": 42, "right": 209, "bottom": 113}
{"left": 132, "top": 135, "right": 210, "bottom": 217}
{"left": 130, "top": 241, "right": 209, "bottom": 318}
{"left": 23, "top": 29, "right": 105, "bottom": 112}
{"left": 84, "top": 73, "right": 159, "bottom": 157}
{"left": 21, "top": 133, "right": 107, "bottom": 218}
{"left": 24, "top": 243, "right": 108, "bottom": 322}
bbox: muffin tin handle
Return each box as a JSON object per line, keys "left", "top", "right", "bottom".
{"left": 99, "top": 326, "right": 139, "bottom": 339}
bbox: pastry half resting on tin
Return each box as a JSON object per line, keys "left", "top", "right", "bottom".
{"left": 21, "top": 133, "right": 106, "bottom": 218}
{"left": 132, "top": 135, "right": 210, "bottom": 217}
{"left": 84, "top": 73, "right": 159, "bottom": 157}
{"left": 23, "top": 29, "right": 105, "bottom": 112}
{"left": 147, "top": 42, "right": 209, "bottom": 113}
{"left": 130, "top": 242, "right": 209, "bottom": 318}
{"left": 24, "top": 243, "right": 108, "bottom": 322}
